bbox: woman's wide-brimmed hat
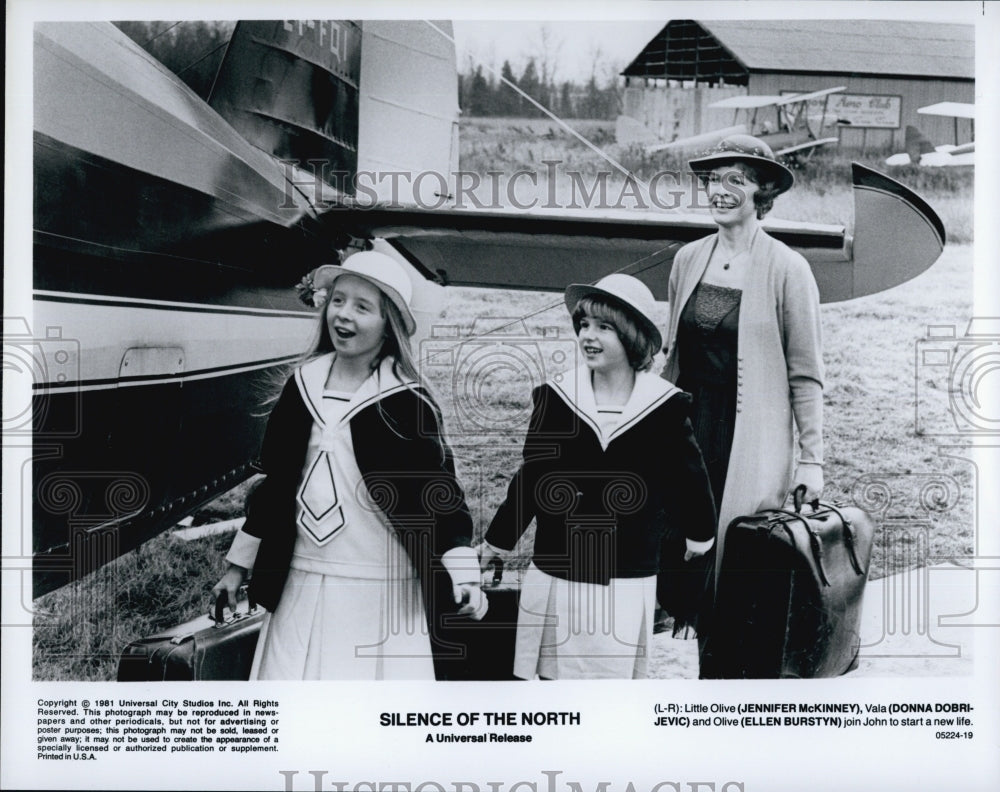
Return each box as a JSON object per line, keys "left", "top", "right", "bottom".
{"left": 306, "top": 251, "right": 416, "bottom": 336}
{"left": 564, "top": 273, "right": 662, "bottom": 351}
{"left": 688, "top": 134, "right": 795, "bottom": 195}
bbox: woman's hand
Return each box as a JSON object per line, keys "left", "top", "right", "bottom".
{"left": 792, "top": 463, "right": 824, "bottom": 508}
{"left": 211, "top": 563, "right": 248, "bottom": 616}
{"left": 454, "top": 582, "right": 487, "bottom": 620}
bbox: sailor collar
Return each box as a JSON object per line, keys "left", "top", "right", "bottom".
{"left": 548, "top": 365, "right": 680, "bottom": 449}
{"left": 295, "top": 353, "right": 428, "bottom": 428}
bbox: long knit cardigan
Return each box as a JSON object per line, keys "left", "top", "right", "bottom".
{"left": 660, "top": 228, "right": 824, "bottom": 574}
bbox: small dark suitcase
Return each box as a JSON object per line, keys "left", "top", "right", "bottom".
{"left": 707, "top": 490, "right": 875, "bottom": 679}
{"left": 117, "top": 590, "right": 263, "bottom": 681}
{"left": 440, "top": 559, "right": 521, "bottom": 681}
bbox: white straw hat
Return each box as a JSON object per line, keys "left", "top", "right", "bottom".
{"left": 564, "top": 273, "right": 662, "bottom": 350}
{"left": 311, "top": 251, "right": 416, "bottom": 336}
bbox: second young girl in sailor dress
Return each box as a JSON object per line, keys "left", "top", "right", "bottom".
{"left": 213, "top": 251, "right": 483, "bottom": 680}
{"left": 479, "top": 274, "right": 718, "bottom": 679}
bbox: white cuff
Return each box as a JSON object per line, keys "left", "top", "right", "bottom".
{"left": 225, "top": 530, "right": 261, "bottom": 571}
{"left": 685, "top": 537, "right": 715, "bottom": 554}
{"left": 441, "top": 546, "right": 480, "bottom": 586}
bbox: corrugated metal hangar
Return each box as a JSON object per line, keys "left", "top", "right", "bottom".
{"left": 619, "top": 20, "right": 974, "bottom": 152}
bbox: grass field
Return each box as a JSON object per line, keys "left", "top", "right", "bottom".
{"left": 32, "top": 118, "right": 976, "bottom": 680}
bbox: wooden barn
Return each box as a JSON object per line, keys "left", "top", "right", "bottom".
{"left": 618, "top": 20, "right": 974, "bottom": 152}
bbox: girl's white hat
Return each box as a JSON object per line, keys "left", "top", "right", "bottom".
{"left": 564, "top": 273, "right": 662, "bottom": 350}
{"left": 310, "top": 251, "right": 416, "bottom": 336}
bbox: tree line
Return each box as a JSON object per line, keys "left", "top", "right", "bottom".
{"left": 113, "top": 22, "right": 624, "bottom": 121}
{"left": 458, "top": 59, "right": 623, "bottom": 120}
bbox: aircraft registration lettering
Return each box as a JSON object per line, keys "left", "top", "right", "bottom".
{"left": 283, "top": 20, "right": 348, "bottom": 62}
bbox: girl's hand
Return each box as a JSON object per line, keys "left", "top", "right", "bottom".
{"left": 683, "top": 537, "right": 714, "bottom": 562}
{"left": 454, "top": 582, "right": 487, "bottom": 620}
{"left": 475, "top": 541, "right": 498, "bottom": 572}
{"left": 211, "top": 563, "right": 248, "bottom": 616}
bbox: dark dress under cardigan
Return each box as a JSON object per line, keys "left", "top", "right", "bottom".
{"left": 676, "top": 281, "right": 742, "bottom": 507}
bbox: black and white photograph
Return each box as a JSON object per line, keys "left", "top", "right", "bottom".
{"left": 3, "top": 0, "right": 998, "bottom": 790}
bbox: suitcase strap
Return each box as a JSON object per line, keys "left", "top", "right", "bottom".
{"left": 788, "top": 484, "right": 865, "bottom": 577}
{"left": 820, "top": 502, "right": 865, "bottom": 575}
{"left": 771, "top": 508, "right": 832, "bottom": 587}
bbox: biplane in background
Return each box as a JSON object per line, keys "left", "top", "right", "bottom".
{"left": 647, "top": 86, "right": 846, "bottom": 159}
{"left": 25, "top": 22, "right": 945, "bottom": 596}
{"left": 885, "top": 101, "right": 975, "bottom": 167}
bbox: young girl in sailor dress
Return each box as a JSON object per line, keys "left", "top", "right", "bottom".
{"left": 213, "top": 252, "right": 482, "bottom": 680}
{"left": 479, "top": 274, "right": 717, "bottom": 680}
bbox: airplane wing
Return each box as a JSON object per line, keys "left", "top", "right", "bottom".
{"left": 943, "top": 142, "right": 975, "bottom": 155}
{"left": 918, "top": 101, "right": 975, "bottom": 119}
{"left": 775, "top": 86, "right": 846, "bottom": 106}
{"left": 709, "top": 95, "right": 785, "bottom": 110}
{"left": 707, "top": 88, "right": 845, "bottom": 111}
{"left": 774, "top": 137, "right": 841, "bottom": 156}
{"left": 325, "top": 163, "right": 945, "bottom": 305}
{"left": 645, "top": 124, "right": 747, "bottom": 153}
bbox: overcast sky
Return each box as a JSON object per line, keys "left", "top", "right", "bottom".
{"left": 452, "top": 20, "right": 657, "bottom": 83}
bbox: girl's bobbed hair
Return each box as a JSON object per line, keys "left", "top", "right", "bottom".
{"left": 571, "top": 295, "right": 660, "bottom": 372}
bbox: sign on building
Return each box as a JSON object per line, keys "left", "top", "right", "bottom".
{"left": 826, "top": 94, "right": 902, "bottom": 129}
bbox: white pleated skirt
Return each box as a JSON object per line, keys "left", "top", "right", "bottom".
{"left": 250, "top": 568, "right": 435, "bottom": 680}
{"left": 513, "top": 563, "right": 657, "bottom": 680}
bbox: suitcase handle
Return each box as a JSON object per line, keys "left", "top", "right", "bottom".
{"left": 213, "top": 585, "right": 258, "bottom": 626}
{"left": 771, "top": 507, "right": 832, "bottom": 587}
{"left": 780, "top": 493, "right": 867, "bottom": 583}
{"left": 792, "top": 484, "right": 820, "bottom": 514}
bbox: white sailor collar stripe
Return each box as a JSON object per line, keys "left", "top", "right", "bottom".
{"left": 295, "top": 354, "right": 429, "bottom": 428}
{"left": 548, "top": 365, "right": 679, "bottom": 449}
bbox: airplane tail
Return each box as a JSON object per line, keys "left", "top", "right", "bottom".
{"left": 904, "top": 124, "right": 936, "bottom": 160}
{"left": 208, "top": 21, "right": 459, "bottom": 207}
{"left": 848, "top": 163, "right": 946, "bottom": 297}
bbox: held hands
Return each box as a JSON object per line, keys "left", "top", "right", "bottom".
{"left": 442, "top": 544, "right": 489, "bottom": 620}
{"left": 791, "top": 463, "right": 824, "bottom": 509}
{"left": 454, "top": 582, "right": 487, "bottom": 619}
{"left": 452, "top": 541, "right": 497, "bottom": 620}
{"left": 211, "top": 563, "right": 248, "bottom": 616}
{"left": 475, "top": 540, "right": 498, "bottom": 572}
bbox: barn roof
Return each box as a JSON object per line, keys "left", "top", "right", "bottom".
{"left": 623, "top": 20, "right": 974, "bottom": 82}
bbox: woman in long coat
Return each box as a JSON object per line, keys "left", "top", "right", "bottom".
{"left": 660, "top": 135, "right": 825, "bottom": 677}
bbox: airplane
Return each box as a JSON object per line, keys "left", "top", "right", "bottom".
{"left": 23, "top": 21, "right": 946, "bottom": 598}
{"left": 647, "top": 86, "right": 846, "bottom": 159}
{"left": 885, "top": 102, "right": 975, "bottom": 167}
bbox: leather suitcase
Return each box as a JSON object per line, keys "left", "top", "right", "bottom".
{"left": 117, "top": 591, "right": 263, "bottom": 681}
{"left": 439, "top": 560, "right": 520, "bottom": 681}
{"left": 706, "top": 492, "right": 875, "bottom": 679}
